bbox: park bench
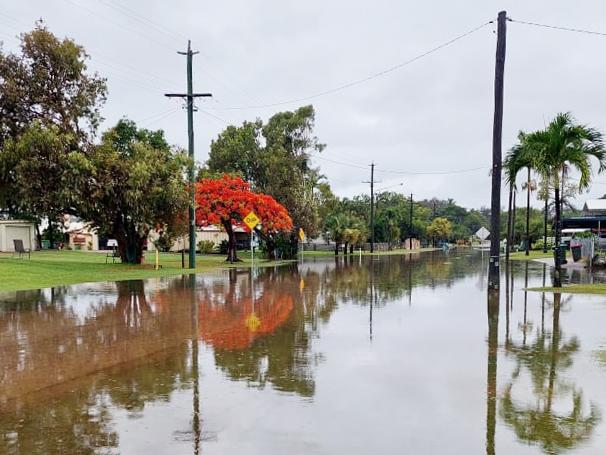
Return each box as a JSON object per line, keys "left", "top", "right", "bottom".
{"left": 13, "top": 239, "right": 30, "bottom": 260}
{"left": 106, "top": 246, "right": 121, "bottom": 264}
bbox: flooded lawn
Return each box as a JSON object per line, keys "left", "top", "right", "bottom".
{"left": 1, "top": 251, "right": 606, "bottom": 454}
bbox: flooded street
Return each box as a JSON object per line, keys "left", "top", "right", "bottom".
{"left": 2, "top": 250, "right": 606, "bottom": 454}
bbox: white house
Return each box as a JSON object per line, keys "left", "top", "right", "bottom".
{"left": 0, "top": 220, "right": 35, "bottom": 252}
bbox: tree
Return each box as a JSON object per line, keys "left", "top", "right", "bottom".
{"left": 426, "top": 217, "right": 452, "bottom": 243}
{"left": 1, "top": 123, "right": 78, "bottom": 246}
{"left": 527, "top": 113, "right": 606, "bottom": 286}
{"left": 194, "top": 174, "right": 293, "bottom": 262}
{"left": 0, "top": 23, "right": 106, "bottom": 218}
{"left": 74, "top": 119, "right": 189, "bottom": 264}
{"left": 207, "top": 105, "right": 325, "bottom": 257}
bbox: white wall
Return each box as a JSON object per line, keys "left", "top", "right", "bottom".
{"left": 0, "top": 221, "right": 35, "bottom": 252}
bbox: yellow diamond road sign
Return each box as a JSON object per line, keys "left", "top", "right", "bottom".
{"left": 244, "top": 211, "right": 260, "bottom": 230}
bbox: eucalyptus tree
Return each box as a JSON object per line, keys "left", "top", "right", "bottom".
{"left": 527, "top": 113, "right": 606, "bottom": 286}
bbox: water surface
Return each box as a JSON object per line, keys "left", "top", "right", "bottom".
{"left": 1, "top": 251, "right": 606, "bottom": 454}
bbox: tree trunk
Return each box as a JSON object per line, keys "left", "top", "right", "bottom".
{"left": 511, "top": 191, "right": 517, "bottom": 246}
{"left": 505, "top": 182, "right": 513, "bottom": 262}
{"left": 265, "top": 236, "right": 276, "bottom": 261}
{"left": 48, "top": 221, "right": 54, "bottom": 249}
{"left": 115, "top": 216, "right": 146, "bottom": 264}
{"left": 344, "top": 242, "right": 349, "bottom": 255}
{"left": 525, "top": 167, "right": 531, "bottom": 256}
{"left": 543, "top": 196, "right": 549, "bottom": 253}
{"left": 334, "top": 241, "right": 339, "bottom": 256}
{"left": 554, "top": 184, "right": 562, "bottom": 287}
{"left": 35, "top": 222, "right": 42, "bottom": 250}
{"left": 350, "top": 244, "right": 354, "bottom": 254}
{"left": 222, "top": 220, "right": 240, "bottom": 263}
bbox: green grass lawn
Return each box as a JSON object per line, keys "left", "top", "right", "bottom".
{"left": 301, "top": 247, "right": 436, "bottom": 257}
{"left": 528, "top": 284, "right": 606, "bottom": 295}
{"left": 0, "top": 250, "right": 291, "bottom": 292}
{"left": 509, "top": 250, "right": 554, "bottom": 261}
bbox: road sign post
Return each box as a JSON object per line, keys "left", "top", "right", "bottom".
{"left": 244, "top": 212, "right": 260, "bottom": 265}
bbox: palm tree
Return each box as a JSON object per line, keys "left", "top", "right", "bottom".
{"left": 526, "top": 113, "right": 606, "bottom": 286}
{"left": 504, "top": 134, "right": 532, "bottom": 260}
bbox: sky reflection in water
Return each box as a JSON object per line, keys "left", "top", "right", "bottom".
{"left": 1, "top": 251, "right": 606, "bottom": 454}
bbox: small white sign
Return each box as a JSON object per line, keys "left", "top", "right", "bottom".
{"left": 475, "top": 227, "right": 490, "bottom": 241}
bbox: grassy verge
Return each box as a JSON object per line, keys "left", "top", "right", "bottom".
{"left": 509, "top": 250, "right": 554, "bottom": 261}
{"left": 301, "top": 247, "right": 436, "bottom": 257}
{"left": 0, "top": 250, "right": 292, "bottom": 292}
{"left": 528, "top": 284, "right": 606, "bottom": 295}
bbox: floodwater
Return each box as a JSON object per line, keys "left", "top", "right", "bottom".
{"left": 1, "top": 251, "right": 606, "bottom": 454}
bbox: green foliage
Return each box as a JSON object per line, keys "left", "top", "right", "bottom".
{"left": 426, "top": 217, "right": 452, "bottom": 241}
{"left": 74, "top": 119, "right": 189, "bottom": 263}
{"left": 0, "top": 23, "right": 106, "bottom": 216}
{"left": 206, "top": 105, "right": 325, "bottom": 254}
{"left": 198, "top": 240, "right": 216, "bottom": 254}
{"left": 532, "top": 238, "right": 553, "bottom": 251}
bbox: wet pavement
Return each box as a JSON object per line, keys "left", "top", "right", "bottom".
{"left": 1, "top": 250, "right": 606, "bottom": 454}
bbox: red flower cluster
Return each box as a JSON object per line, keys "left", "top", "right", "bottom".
{"left": 194, "top": 174, "right": 293, "bottom": 234}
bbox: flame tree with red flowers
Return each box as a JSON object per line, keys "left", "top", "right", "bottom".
{"left": 195, "top": 174, "right": 293, "bottom": 262}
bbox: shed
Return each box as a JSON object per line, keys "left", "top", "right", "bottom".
{"left": 0, "top": 220, "right": 35, "bottom": 252}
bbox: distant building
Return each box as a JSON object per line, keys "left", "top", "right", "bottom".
{"left": 61, "top": 215, "right": 99, "bottom": 250}
{"left": 563, "top": 199, "right": 606, "bottom": 234}
{"left": 582, "top": 199, "right": 606, "bottom": 216}
{"left": 0, "top": 220, "right": 35, "bottom": 252}
{"left": 147, "top": 225, "right": 249, "bottom": 252}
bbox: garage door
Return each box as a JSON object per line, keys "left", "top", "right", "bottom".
{"left": 5, "top": 226, "right": 31, "bottom": 251}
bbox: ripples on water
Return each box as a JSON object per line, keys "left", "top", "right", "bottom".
{"left": 1, "top": 251, "right": 606, "bottom": 454}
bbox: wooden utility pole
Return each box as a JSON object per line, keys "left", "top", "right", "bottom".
{"left": 488, "top": 11, "right": 507, "bottom": 290}
{"left": 364, "top": 163, "right": 377, "bottom": 253}
{"left": 409, "top": 193, "right": 414, "bottom": 249}
{"left": 165, "top": 41, "right": 212, "bottom": 269}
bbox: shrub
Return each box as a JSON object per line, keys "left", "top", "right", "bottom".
{"left": 533, "top": 238, "right": 553, "bottom": 251}
{"left": 198, "top": 240, "right": 216, "bottom": 254}
{"left": 219, "top": 240, "right": 229, "bottom": 254}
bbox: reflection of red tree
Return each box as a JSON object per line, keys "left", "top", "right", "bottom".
{"left": 199, "top": 293, "right": 294, "bottom": 350}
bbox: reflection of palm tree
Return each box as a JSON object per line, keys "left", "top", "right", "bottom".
{"left": 501, "top": 293, "right": 600, "bottom": 454}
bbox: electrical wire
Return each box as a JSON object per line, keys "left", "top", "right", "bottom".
{"left": 510, "top": 18, "right": 606, "bottom": 37}
{"left": 310, "top": 153, "right": 488, "bottom": 175}
{"left": 206, "top": 20, "right": 494, "bottom": 110}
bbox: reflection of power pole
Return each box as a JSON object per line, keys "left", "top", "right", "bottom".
{"left": 188, "top": 274, "right": 201, "bottom": 454}
{"left": 486, "top": 288, "right": 500, "bottom": 455}
{"left": 488, "top": 10, "right": 508, "bottom": 290}
{"left": 165, "top": 40, "right": 212, "bottom": 269}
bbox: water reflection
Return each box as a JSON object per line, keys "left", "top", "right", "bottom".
{"left": 1, "top": 251, "right": 605, "bottom": 454}
{"left": 499, "top": 265, "right": 601, "bottom": 455}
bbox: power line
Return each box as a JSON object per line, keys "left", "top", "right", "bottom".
{"left": 98, "top": 0, "right": 187, "bottom": 43}
{"left": 510, "top": 18, "right": 606, "bottom": 37}
{"left": 311, "top": 153, "right": 487, "bottom": 175}
{"left": 206, "top": 20, "right": 494, "bottom": 110}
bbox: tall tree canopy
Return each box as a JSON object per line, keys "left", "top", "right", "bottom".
{"left": 0, "top": 24, "right": 106, "bottom": 217}
{"left": 521, "top": 113, "right": 606, "bottom": 286}
{"left": 73, "top": 119, "right": 189, "bottom": 264}
{"left": 195, "top": 174, "right": 293, "bottom": 262}
{"left": 206, "top": 105, "right": 324, "bottom": 257}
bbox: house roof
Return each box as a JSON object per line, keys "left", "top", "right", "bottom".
{"left": 583, "top": 200, "right": 606, "bottom": 211}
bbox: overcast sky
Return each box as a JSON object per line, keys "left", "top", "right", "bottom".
{"left": 3, "top": 0, "right": 606, "bottom": 209}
